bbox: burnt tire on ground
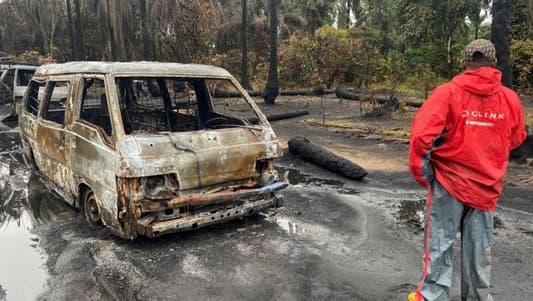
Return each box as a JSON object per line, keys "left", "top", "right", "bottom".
{"left": 288, "top": 136, "right": 368, "bottom": 180}
{"left": 82, "top": 188, "right": 103, "bottom": 227}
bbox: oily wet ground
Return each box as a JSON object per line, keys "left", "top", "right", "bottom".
{"left": 0, "top": 122, "right": 74, "bottom": 301}
{"left": 1, "top": 119, "right": 533, "bottom": 301}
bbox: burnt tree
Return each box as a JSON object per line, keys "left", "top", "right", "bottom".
{"left": 139, "top": 0, "right": 151, "bottom": 60}
{"left": 241, "top": 0, "right": 251, "bottom": 90}
{"left": 491, "top": 0, "right": 513, "bottom": 87}
{"left": 73, "top": 0, "right": 85, "bottom": 60}
{"left": 263, "top": 0, "right": 279, "bottom": 104}
{"left": 105, "top": 0, "right": 118, "bottom": 60}
{"left": 65, "top": 0, "right": 77, "bottom": 60}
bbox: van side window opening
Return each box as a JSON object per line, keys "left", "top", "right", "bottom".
{"left": 25, "top": 80, "right": 46, "bottom": 116}
{"left": 42, "top": 81, "right": 70, "bottom": 125}
{"left": 79, "top": 78, "right": 113, "bottom": 138}
{"left": 17, "top": 70, "right": 35, "bottom": 86}
{"left": 207, "top": 79, "right": 259, "bottom": 124}
{"left": 115, "top": 77, "right": 202, "bottom": 134}
{"left": 115, "top": 77, "right": 259, "bottom": 135}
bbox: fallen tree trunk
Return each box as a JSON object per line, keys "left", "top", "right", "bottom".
{"left": 335, "top": 86, "right": 423, "bottom": 108}
{"left": 215, "top": 88, "right": 335, "bottom": 98}
{"left": 265, "top": 109, "right": 309, "bottom": 122}
{"left": 364, "top": 96, "right": 400, "bottom": 118}
{"left": 248, "top": 109, "right": 309, "bottom": 124}
{"left": 288, "top": 136, "right": 368, "bottom": 180}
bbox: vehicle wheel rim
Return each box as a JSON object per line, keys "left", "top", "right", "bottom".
{"left": 85, "top": 191, "right": 101, "bottom": 224}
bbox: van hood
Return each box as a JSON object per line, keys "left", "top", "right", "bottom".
{"left": 116, "top": 127, "right": 282, "bottom": 190}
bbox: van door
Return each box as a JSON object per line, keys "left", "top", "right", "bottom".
{"left": 19, "top": 79, "right": 46, "bottom": 156}
{"left": 34, "top": 79, "right": 76, "bottom": 204}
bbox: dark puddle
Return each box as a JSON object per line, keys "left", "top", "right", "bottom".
{"left": 276, "top": 166, "right": 360, "bottom": 194}
{"left": 0, "top": 123, "right": 73, "bottom": 301}
{"left": 396, "top": 199, "right": 425, "bottom": 230}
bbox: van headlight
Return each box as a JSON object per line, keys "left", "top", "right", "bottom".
{"left": 256, "top": 159, "right": 279, "bottom": 186}
{"left": 140, "top": 174, "right": 179, "bottom": 200}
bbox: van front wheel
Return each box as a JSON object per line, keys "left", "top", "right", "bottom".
{"left": 83, "top": 189, "right": 102, "bottom": 226}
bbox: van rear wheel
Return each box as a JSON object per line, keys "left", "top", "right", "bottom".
{"left": 83, "top": 189, "right": 102, "bottom": 226}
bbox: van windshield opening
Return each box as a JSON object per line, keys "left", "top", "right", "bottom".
{"left": 115, "top": 77, "right": 261, "bottom": 135}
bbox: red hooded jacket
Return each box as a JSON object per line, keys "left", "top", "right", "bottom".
{"left": 409, "top": 67, "right": 526, "bottom": 211}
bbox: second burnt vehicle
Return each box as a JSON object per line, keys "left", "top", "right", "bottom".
{"left": 0, "top": 61, "right": 38, "bottom": 120}
{"left": 18, "top": 62, "right": 287, "bottom": 239}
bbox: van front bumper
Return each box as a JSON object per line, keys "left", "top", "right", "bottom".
{"left": 134, "top": 181, "right": 288, "bottom": 237}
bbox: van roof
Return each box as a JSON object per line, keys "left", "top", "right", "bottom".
{"left": 34, "top": 61, "right": 232, "bottom": 78}
{"left": 0, "top": 64, "right": 38, "bottom": 70}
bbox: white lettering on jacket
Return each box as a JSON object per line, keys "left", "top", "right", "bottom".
{"left": 462, "top": 110, "right": 504, "bottom": 127}
{"left": 461, "top": 110, "right": 505, "bottom": 120}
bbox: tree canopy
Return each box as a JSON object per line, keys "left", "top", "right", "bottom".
{"left": 0, "top": 0, "right": 531, "bottom": 94}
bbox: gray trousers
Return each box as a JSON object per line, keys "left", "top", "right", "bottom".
{"left": 417, "top": 180, "right": 494, "bottom": 301}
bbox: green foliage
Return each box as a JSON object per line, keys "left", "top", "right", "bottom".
{"left": 511, "top": 39, "right": 533, "bottom": 93}
{"left": 1, "top": 0, "right": 530, "bottom": 94}
{"left": 511, "top": 0, "right": 533, "bottom": 40}
{"left": 279, "top": 34, "right": 316, "bottom": 87}
{"left": 279, "top": 26, "right": 383, "bottom": 89}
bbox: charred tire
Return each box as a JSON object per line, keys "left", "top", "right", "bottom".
{"left": 82, "top": 189, "right": 102, "bottom": 226}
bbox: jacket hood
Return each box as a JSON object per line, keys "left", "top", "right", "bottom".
{"left": 452, "top": 67, "right": 502, "bottom": 96}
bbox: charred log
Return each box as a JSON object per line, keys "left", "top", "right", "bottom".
{"left": 288, "top": 136, "right": 368, "bottom": 180}
{"left": 248, "top": 109, "right": 309, "bottom": 124}
{"left": 364, "top": 96, "right": 400, "bottom": 118}
{"left": 335, "top": 86, "right": 422, "bottom": 108}
{"left": 215, "top": 88, "right": 333, "bottom": 98}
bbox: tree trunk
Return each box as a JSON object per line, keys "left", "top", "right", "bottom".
{"left": 352, "top": 0, "right": 362, "bottom": 26}
{"left": 491, "top": 0, "right": 513, "bottom": 88}
{"left": 288, "top": 137, "right": 368, "bottom": 180}
{"left": 263, "top": 0, "right": 279, "bottom": 105}
{"left": 66, "top": 0, "right": 77, "bottom": 60}
{"left": 241, "top": 0, "right": 251, "bottom": 90}
{"left": 528, "top": 0, "right": 533, "bottom": 39}
{"left": 447, "top": 35, "right": 453, "bottom": 79}
{"left": 247, "top": 109, "right": 309, "bottom": 124}
{"left": 346, "top": 0, "right": 351, "bottom": 28}
{"left": 139, "top": 0, "right": 151, "bottom": 60}
{"left": 105, "top": 0, "right": 118, "bottom": 60}
{"left": 73, "top": 0, "right": 85, "bottom": 60}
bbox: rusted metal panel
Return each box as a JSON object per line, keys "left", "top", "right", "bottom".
{"left": 116, "top": 129, "right": 281, "bottom": 190}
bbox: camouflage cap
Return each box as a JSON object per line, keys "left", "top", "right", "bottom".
{"left": 464, "top": 39, "right": 496, "bottom": 62}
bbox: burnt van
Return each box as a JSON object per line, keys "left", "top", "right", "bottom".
{"left": 19, "top": 62, "right": 286, "bottom": 239}
{"left": 0, "top": 63, "right": 38, "bottom": 119}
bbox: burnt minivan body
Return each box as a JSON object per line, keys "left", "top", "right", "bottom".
{"left": 19, "top": 62, "right": 286, "bottom": 239}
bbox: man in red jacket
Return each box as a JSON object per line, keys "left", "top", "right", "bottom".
{"left": 407, "top": 39, "right": 526, "bottom": 301}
